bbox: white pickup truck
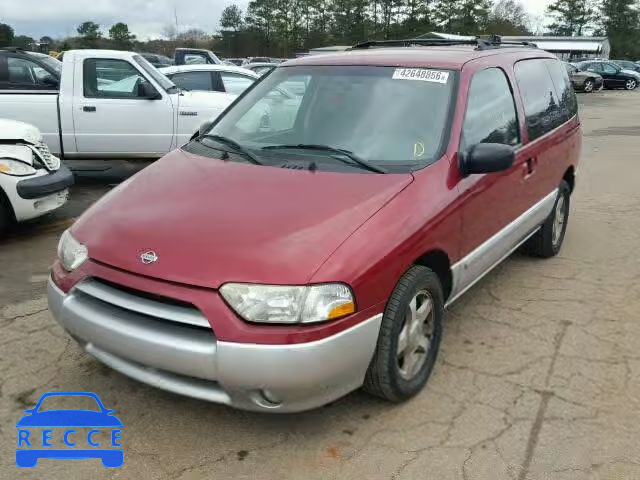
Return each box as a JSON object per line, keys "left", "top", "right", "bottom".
{"left": 0, "top": 49, "right": 240, "bottom": 175}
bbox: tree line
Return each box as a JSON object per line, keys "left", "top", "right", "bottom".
{"left": 0, "top": 0, "right": 639, "bottom": 59}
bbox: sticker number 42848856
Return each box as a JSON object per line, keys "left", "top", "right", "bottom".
{"left": 392, "top": 68, "right": 450, "bottom": 84}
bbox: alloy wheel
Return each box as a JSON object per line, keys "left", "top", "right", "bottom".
{"left": 626, "top": 79, "right": 637, "bottom": 90}
{"left": 552, "top": 196, "right": 566, "bottom": 247}
{"left": 397, "top": 290, "right": 435, "bottom": 380}
{"left": 584, "top": 80, "right": 594, "bottom": 93}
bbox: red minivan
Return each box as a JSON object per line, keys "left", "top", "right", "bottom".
{"left": 49, "top": 38, "right": 581, "bottom": 412}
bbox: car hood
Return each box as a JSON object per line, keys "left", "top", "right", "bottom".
{"left": 0, "top": 118, "right": 41, "bottom": 144}
{"left": 73, "top": 150, "right": 413, "bottom": 288}
{"left": 16, "top": 411, "right": 122, "bottom": 427}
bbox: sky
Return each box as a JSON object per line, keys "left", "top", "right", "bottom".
{"left": 0, "top": 0, "right": 551, "bottom": 41}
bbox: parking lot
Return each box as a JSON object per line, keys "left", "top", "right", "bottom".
{"left": 1, "top": 89, "right": 639, "bottom": 479}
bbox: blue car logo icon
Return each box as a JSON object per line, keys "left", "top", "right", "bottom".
{"left": 16, "top": 391, "right": 123, "bottom": 468}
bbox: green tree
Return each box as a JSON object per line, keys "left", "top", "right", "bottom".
{"left": 546, "top": 0, "right": 596, "bottom": 35}
{"left": 77, "top": 21, "right": 102, "bottom": 48}
{"left": 109, "top": 22, "right": 136, "bottom": 49}
{"left": 432, "top": 0, "right": 460, "bottom": 32}
{"left": 220, "top": 4, "right": 244, "bottom": 31}
{"left": 0, "top": 22, "right": 14, "bottom": 47}
{"left": 486, "top": 0, "right": 531, "bottom": 35}
{"left": 456, "top": 0, "right": 491, "bottom": 34}
{"left": 600, "top": 0, "right": 640, "bottom": 58}
{"left": 13, "top": 35, "right": 35, "bottom": 48}
{"left": 246, "top": 0, "right": 278, "bottom": 53}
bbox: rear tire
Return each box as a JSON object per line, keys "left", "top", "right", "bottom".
{"left": 524, "top": 181, "right": 570, "bottom": 258}
{"left": 363, "top": 265, "right": 443, "bottom": 402}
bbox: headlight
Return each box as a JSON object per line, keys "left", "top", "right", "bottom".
{"left": 0, "top": 159, "right": 36, "bottom": 176}
{"left": 57, "top": 229, "right": 88, "bottom": 272}
{"left": 220, "top": 283, "right": 355, "bottom": 324}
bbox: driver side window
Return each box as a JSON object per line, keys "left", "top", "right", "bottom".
{"left": 602, "top": 63, "right": 617, "bottom": 74}
{"left": 83, "top": 58, "right": 150, "bottom": 99}
{"left": 461, "top": 68, "right": 519, "bottom": 152}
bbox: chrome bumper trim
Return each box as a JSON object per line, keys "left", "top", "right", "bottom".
{"left": 74, "top": 278, "right": 210, "bottom": 328}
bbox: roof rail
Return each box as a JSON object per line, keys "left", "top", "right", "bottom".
{"left": 352, "top": 35, "right": 537, "bottom": 51}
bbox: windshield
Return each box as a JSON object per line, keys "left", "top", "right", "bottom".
{"left": 204, "top": 65, "right": 456, "bottom": 172}
{"left": 134, "top": 55, "right": 176, "bottom": 91}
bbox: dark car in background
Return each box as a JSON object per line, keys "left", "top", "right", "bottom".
{"left": 174, "top": 48, "right": 222, "bottom": 66}
{"left": 565, "top": 62, "right": 603, "bottom": 92}
{"left": 611, "top": 59, "right": 640, "bottom": 73}
{"left": 575, "top": 60, "right": 640, "bottom": 90}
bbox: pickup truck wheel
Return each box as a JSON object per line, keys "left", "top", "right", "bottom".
{"left": 363, "top": 265, "right": 443, "bottom": 402}
{"left": 524, "top": 180, "right": 571, "bottom": 258}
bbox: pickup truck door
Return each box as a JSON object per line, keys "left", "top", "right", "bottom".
{"left": 72, "top": 57, "right": 174, "bottom": 158}
{"left": 0, "top": 53, "right": 62, "bottom": 154}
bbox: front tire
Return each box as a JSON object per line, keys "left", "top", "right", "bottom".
{"left": 583, "top": 79, "right": 594, "bottom": 93}
{"left": 524, "top": 180, "right": 571, "bottom": 258}
{"left": 625, "top": 79, "right": 637, "bottom": 90}
{"left": 0, "top": 190, "right": 13, "bottom": 235}
{"left": 363, "top": 265, "right": 443, "bottom": 402}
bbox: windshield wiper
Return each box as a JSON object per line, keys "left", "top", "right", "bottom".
{"left": 202, "top": 135, "right": 262, "bottom": 165}
{"left": 261, "top": 144, "right": 386, "bottom": 174}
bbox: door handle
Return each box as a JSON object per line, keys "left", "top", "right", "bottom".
{"left": 83, "top": 106, "right": 97, "bottom": 112}
{"left": 523, "top": 158, "right": 537, "bottom": 177}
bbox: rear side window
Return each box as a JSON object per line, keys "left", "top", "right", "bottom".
{"left": 544, "top": 59, "right": 578, "bottom": 121}
{"left": 220, "top": 72, "right": 255, "bottom": 95}
{"left": 170, "top": 71, "right": 213, "bottom": 91}
{"left": 514, "top": 59, "right": 563, "bottom": 140}
{"left": 461, "top": 68, "right": 519, "bottom": 151}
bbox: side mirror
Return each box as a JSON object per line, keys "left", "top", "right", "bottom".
{"left": 139, "top": 81, "right": 161, "bottom": 100}
{"left": 459, "top": 143, "right": 515, "bottom": 176}
{"left": 198, "top": 119, "right": 213, "bottom": 137}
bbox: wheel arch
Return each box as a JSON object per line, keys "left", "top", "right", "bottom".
{"left": 563, "top": 166, "right": 575, "bottom": 194}
{"left": 0, "top": 186, "right": 16, "bottom": 224}
{"left": 413, "top": 249, "right": 453, "bottom": 302}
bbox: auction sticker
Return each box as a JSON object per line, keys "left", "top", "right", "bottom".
{"left": 392, "top": 68, "right": 449, "bottom": 84}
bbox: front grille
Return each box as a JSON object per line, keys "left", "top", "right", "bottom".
{"left": 74, "top": 278, "right": 213, "bottom": 331}
{"left": 33, "top": 141, "right": 60, "bottom": 171}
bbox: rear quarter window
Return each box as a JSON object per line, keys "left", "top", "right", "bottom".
{"left": 544, "top": 59, "right": 578, "bottom": 121}
{"left": 514, "top": 59, "right": 565, "bottom": 140}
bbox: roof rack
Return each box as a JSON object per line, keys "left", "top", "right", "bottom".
{"left": 352, "top": 35, "right": 537, "bottom": 51}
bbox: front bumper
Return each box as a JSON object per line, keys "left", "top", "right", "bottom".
{"left": 16, "top": 164, "right": 74, "bottom": 200}
{"left": 47, "top": 279, "right": 382, "bottom": 412}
